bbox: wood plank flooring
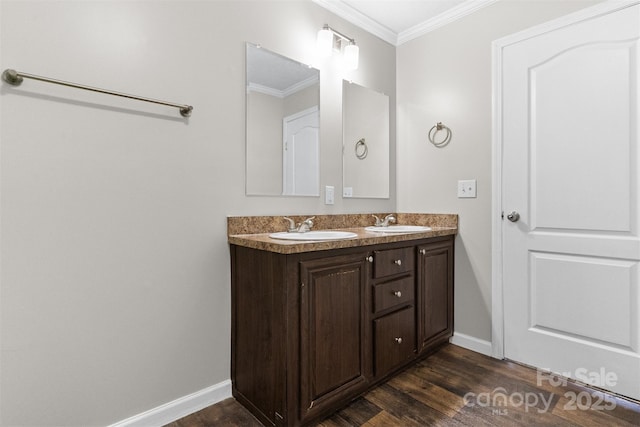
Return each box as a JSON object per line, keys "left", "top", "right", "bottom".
{"left": 166, "top": 344, "right": 640, "bottom": 426}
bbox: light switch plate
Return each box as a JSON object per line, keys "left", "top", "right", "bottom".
{"left": 325, "top": 186, "right": 335, "bottom": 205}
{"left": 458, "top": 180, "right": 477, "bottom": 198}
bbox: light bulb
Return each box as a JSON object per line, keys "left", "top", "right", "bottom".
{"left": 344, "top": 43, "right": 359, "bottom": 70}
{"left": 317, "top": 28, "right": 333, "bottom": 57}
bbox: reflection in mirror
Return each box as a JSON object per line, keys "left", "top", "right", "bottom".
{"left": 246, "top": 43, "right": 320, "bottom": 196}
{"left": 342, "top": 81, "right": 390, "bottom": 199}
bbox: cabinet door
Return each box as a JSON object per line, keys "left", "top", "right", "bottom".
{"left": 299, "top": 253, "right": 369, "bottom": 423}
{"left": 417, "top": 239, "right": 454, "bottom": 352}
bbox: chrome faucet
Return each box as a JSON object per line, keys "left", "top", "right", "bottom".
{"left": 373, "top": 214, "right": 396, "bottom": 227}
{"left": 284, "top": 216, "right": 315, "bottom": 233}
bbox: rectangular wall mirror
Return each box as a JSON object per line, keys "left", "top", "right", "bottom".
{"left": 246, "top": 43, "right": 320, "bottom": 196}
{"left": 342, "top": 81, "right": 390, "bottom": 199}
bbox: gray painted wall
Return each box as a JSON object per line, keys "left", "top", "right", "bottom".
{"left": 396, "top": 0, "right": 601, "bottom": 343}
{"left": 0, "top": 0, "right": 606, "bottom": 425}
{"left": 0, "top": 1, "right": 395, "bottom": 425}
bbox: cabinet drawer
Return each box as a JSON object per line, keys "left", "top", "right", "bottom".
{"left": 374, "top": 306, "right": 415, "bottom": 377}
{"left": 373, "top": 247, "right": 414, "bottom": 278}
{"left": 373, "top": 276, "right": 414, "bottom": 313}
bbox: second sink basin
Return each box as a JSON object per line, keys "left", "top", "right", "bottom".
{"left": 269, "top": 231, "right": 358, "bottom": 241}
{"left": 365, "top": 225, "right": 432, "bottom": 233}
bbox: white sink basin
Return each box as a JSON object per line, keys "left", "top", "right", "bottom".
{"left": 364, "top": 225, "right": 432, "bottom": 233}
{"left": 269, "top": 231, "right": 358, "bottom": 241}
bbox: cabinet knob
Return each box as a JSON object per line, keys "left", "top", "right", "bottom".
{"left": 419, "top": 249, "right": 426, "bottom": 255}
{"left": 395, "top": 337, "right": 403, "bottom": 344}
{"left": 393, "top": 291, "right": 402, "bottom": 298}
{"left": 367, "top": 256, "right": 373, "bottom": 263}
{"left": 394, "top": 259, "right": 402, "bottom": 266}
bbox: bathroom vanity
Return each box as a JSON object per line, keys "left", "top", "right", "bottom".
{"left": 228, "top": 214, "right": 457, "bottom": 426}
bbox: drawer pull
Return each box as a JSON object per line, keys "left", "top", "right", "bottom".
{"left": 419, "top": 249, "right": 426, "bottom": 255}
{"left": 393, "top": 291, "right": 402, "bottom": 298}
{"left": 394, "top": 259, "right": 402, "bottom": 266}
{"left": 367, "top": 256, "right": 374, "bottom": 263}
{"left": 395, "top": 337, "right": 403, "bottom": 344}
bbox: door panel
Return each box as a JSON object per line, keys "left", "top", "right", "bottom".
{"left": 417, "top": 241, "right": 454, "bottom": 351}
{"left": 311, "top": 266, "right": 361, "bottom": 395}
{"left": 530, "top": 252, "right": 637, "bottom": 348}
{"left": 502, "top": 3, "right": 640, "bottom": 399}
{"left": 530, "top": 41, "right": 635, "bottom": 232}
{"left": 299, "top": 253, "right": 369, "bottom": 422}
{"left": 282, "top": 107, "right": 319, "bottom": 196}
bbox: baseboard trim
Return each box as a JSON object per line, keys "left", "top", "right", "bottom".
{"left": 108, "top": 335, "right": 489, "bottom": 426}
{"left": 450, "top": 332, "right": 493, "bottom": 357}
{"left": 108, "top": 379, "right": 232, "bottom": 427}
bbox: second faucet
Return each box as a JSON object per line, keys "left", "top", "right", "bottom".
{"left": 373, "top": 214, "right": 396, "bottom": 227}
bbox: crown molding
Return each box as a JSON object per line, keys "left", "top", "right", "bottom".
{"left": 248, "top": 75, "right": 319, "bottom": 98}
{"left": 312, "top": 0, "right": 398, "bottom": 45}
{"left": 397, "top": 0, "right": 498, "bottom": 45}
{"left": 284, "top": 75, "right": 319, "bottom": 97}
{"left": 312, "top": 0, "right": 498, "bottom": 47}
{"left": 248, "top": 82, "right": 284, "bottom": 98}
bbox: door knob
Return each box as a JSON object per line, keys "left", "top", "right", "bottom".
{"left": 507, "top": 211, "right": 520, "bottom": 222}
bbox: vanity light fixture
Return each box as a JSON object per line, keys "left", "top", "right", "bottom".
{"left": 317, "top": 24, "right": 359, "bottom": 70}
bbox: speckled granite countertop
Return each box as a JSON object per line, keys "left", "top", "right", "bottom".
{"left": 228, "top": 213, "right": 458, "bottom": 254}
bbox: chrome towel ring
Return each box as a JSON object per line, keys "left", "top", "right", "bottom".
{"left": 355, "top": 138, "right": 368, "bottom": 159}
{"left": 428, "top": 122, "right": 452, "bottom": 147}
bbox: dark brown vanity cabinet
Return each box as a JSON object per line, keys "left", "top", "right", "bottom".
{"left": 230, "top": 235, "right": 454, "bottom": 427}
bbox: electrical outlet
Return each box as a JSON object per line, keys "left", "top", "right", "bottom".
{"left": 343, "top": 187, "right": 353, "bottom": 198}
{"left": 325, "top": 186, "right": 334, "bottom": 205}
{"left": 457, "top": 180, "right": 477, "bottom": 198}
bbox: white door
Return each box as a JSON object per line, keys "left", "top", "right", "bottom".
{"left": 282, "top": 106, "right": 319, "bottom": 196}
{"left": 499, "top": 2, "right": 640, "bottom": 399}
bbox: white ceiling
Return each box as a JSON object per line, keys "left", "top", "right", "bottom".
{"left": 312, "top": 0, "right": 498, "bottom": 45}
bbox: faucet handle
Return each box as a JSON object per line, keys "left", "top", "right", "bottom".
{"left": 384, "top": 214, "right": 397, "bottom": 225}
{"left": 303, "top": 216, "right": 315, "bottom": 227}
{"left": 283, "top": 217, "right": 296, "bottom": 232}
{"left": 373, "top": 215, "right": 382, "bottom": 226}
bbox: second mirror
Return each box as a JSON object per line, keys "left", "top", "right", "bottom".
{"left": 342, "top": 81, "right": 390, "bottom": 199}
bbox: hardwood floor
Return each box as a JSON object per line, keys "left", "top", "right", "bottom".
{"left": 166, "top": 344, "right": 640, "bottom": 426}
